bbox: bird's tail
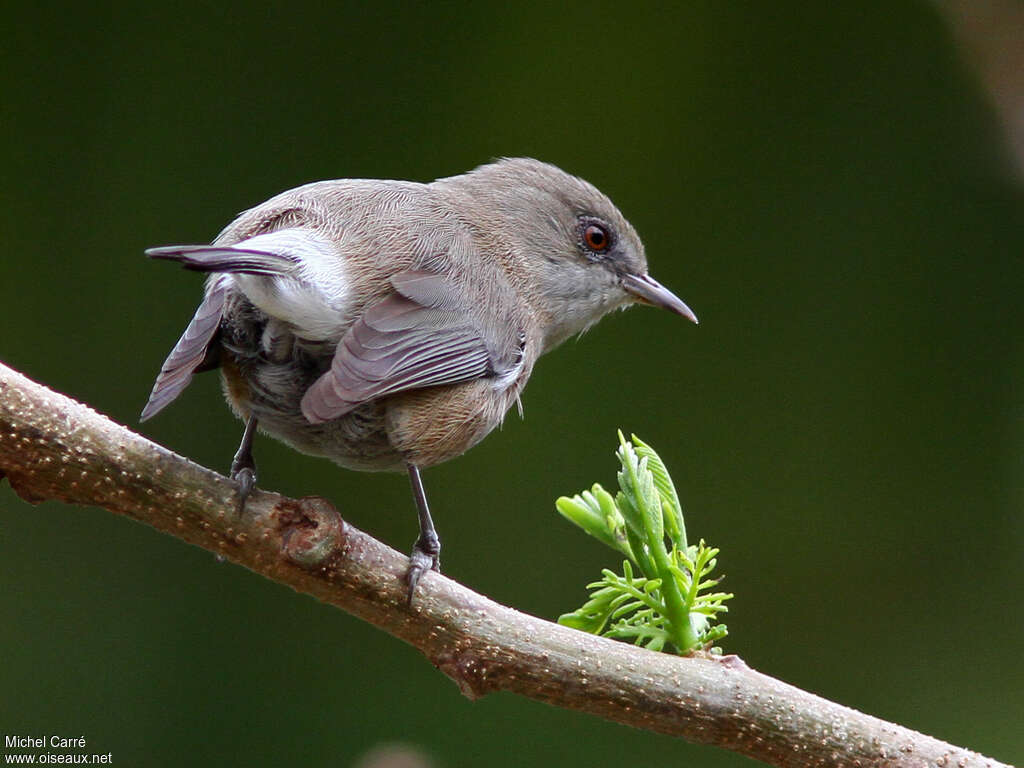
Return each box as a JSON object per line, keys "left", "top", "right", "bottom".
{"left": 140, "top": 273, "right": 229, "bottom": 422}
{"left": 145, "top": 244, "right": 296, "bottom": 275}
{"left": 140, "top": 230, "right": 335, "bottom": 421}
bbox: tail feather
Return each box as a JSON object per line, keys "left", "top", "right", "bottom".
{"left": 145, "top": 244, "right": 295, "bottom": 276}
{"left": 141, "top": 229, "right": 333, "bottom": 420}
{"left": 140, "top": 279, "right": 228, "bottom": 421}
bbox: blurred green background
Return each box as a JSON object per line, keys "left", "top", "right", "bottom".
{"left": 2, "top": 2, "right": 1021, "bottom": 766}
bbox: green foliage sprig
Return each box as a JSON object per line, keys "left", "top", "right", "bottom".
{"left": 556, "top": 432, "right": 733, "bottom": 655}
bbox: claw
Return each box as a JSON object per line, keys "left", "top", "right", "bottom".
{"left": 232, "top": 466, "right": 256, "bottom": 516}
{"left": 230, "top": 415, "right": 258, "bottom": 517}
{"left": 405, "top": 464, "right": 441, "bottom": 606}
{"left": 405, "top": 543, "right": 441, "bottom": 605}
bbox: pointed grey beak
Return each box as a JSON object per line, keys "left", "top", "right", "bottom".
{"left": 623, "top": 273, "right": 698, "bottom": 324}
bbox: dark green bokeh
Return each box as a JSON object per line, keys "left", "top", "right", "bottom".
{"left": 2, "top": 2, "right": 1021, "bottom": 766}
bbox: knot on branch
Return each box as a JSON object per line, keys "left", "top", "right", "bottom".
{"left": 273, "top": 495, "right": 347, "bottom": 568}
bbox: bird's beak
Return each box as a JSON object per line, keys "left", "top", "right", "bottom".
{"left": 623, "top": 273, "right": 698, "bottom": 324}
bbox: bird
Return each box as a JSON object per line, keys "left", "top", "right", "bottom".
{"left": 141, "top": 157, "right": 697, "bottom": 600}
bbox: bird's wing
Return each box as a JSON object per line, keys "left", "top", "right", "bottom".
{"left": 300, "top": 271, "right": 520, "bottom": 423}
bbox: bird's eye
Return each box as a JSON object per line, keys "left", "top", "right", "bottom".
{"left": 583, "top": 223, "right": 610, "bottom": 252}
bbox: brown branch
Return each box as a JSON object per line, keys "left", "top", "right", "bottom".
{"left": 0, "top": 359, "right": 1011, "bottom": 768}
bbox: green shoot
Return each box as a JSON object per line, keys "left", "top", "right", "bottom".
{"left": 556, "top": 432, "right": 733, "bottom": 655}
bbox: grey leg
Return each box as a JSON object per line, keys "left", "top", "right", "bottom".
{"left": 405, "top": 463, "right": 441, "bottom": 603}
{"left": 230, "top": 415, "right": 258, "bottom": 515}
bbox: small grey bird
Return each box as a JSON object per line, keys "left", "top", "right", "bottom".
{"left": 141, "top": 158, "right": 697, "bottom": 598}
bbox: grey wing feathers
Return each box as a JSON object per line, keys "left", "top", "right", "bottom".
{"left": 145, "top": 245, "right": 294, "bottom": 275}
{"left": 140, "top": 279, "right": 227, "bottom": 422}
{"left": 300, "top": 271, "right": 495, "bottom": 423}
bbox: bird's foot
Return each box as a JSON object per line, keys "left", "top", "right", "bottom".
{"left": 405, "top": 533, "right": 441, "bottom": 606}
{"left": 229, "top": 415, "right": 259, "bottom": 517}
{"left": 230, "top": 460, "right": 256, "bottom": 517}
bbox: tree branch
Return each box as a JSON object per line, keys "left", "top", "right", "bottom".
{"left": 0, "top": 360, "right": 1010, "bottom": 768}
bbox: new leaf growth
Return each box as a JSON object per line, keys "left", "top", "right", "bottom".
{"left": 556, "top": 433, "right": 733, "bottom": 655}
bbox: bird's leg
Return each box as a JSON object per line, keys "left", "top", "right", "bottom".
{"left": 405, "top": 463, "right": 441, "bottom": 604}
{"left": 230, "top": 415, "right": 258, "bottom": 515}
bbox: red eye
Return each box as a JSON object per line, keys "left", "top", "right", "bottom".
{"left": 583, "top": 224, "right": 609, "bottom": 252}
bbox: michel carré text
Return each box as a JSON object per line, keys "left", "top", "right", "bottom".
{"left": 5, "top": 735, "right": 87, "bottom": 749}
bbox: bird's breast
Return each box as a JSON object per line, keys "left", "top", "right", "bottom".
{"left": 384, "top": 377, "right": 520, "bottom": 468}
